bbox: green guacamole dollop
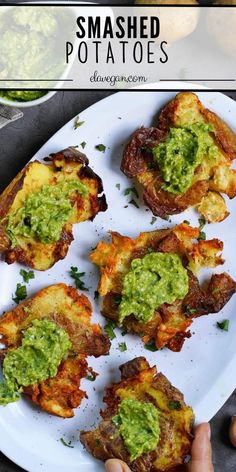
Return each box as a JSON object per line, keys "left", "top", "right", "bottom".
{"left": 113, "top": 398, "right": 160, "bottom": 461}
{"left": 0, "top": 318, "right": 71, "bottom": 406}
{"left": 6, "top": 179, "right": 88, "bottom": 246}
{"left": 153, "top": 123, "right": 218, "bottom": 195}
{"left": 119, "top": 252, "right": 189, "bottom": 324}
{"left": 0, "top": 91, "right": 47, "bottom": 102}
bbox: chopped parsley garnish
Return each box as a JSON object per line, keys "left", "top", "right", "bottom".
{"left": 124, "top": 187, "right": 139, "bottom": 199}
{"left": 144, "top": 340, "right": 158, "bottom": 352}
{"left": 212, "top": 287, "right": 221, "bottom": 294}
{"left": 150, "top": 217, "right": 157, "bottom": 225}
{"left": 168, "top": 400, "right": 181, "bottom": 410}
{"left": 86, "top": 374, "right": 95, "bottom": 381}
{"left": 116, "top": 183, "right": 121, "bottom": 191}
{"left": 74, "top": 116, "right": 85, "bottom": 129}
{"left": 104, "top": 320, "right": 116, "bottom": 340}
{"left": 217, "top": 319, "right": 229, "bottom": 332}
{"left": 129, "top": 199, "right": 139, "bottom": 209}
{"left": 118, "top": 342, "right": 127, "bottom": 352}
{"left": 12, "top": 284, "right": 27, "bottom": 304}
{"left": 121, "top": 329, "right": 127, "bottom": 336}
{"left": 20, "top": 269, "right": 35, "bottom": 284}
{"left": 95, "top": 144, "right": 106, "bottom": 153}
{"left": 198, "top": 231, "right": 206, "bottom": 241}
{"left": 113, "top": 294, "right": 122, "bottom": 305}
{"left": 80, "top": 141, "right": 86, "bottom": 149}
{"left": 69, "top": 267, "right": 88, "bottom": 291}
{"left": 183, "top": 220, "right": 190, "bottom": 225}
{"left": 161, "top": 215, "right": 170, "bottom": 221}
{"left": 94, "top": 290, "right": 99, "bottom": 300}
{"left": 184, "top": 305, "right": 197, "bottom": 317}
{"left": 198, "top": 218, "right": 206, "bottom": 231}
{"left": 96, "top": 439, "right": 101, "bottom": 446}
{"left": 60, "top": 438, "right": 74, "bottom": 448}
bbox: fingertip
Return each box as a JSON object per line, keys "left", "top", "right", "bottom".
{"left": 195, "top": 422, "right": 211, "bottom": 440}
{"left": 105, "top": 459, "right": 131, "bottom": 472}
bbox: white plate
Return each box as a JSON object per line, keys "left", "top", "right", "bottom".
{"left": 1, "top": 88, "right": 236, "bottom": 472}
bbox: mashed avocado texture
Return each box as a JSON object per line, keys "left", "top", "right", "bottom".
{"left": 0, "top": 318, "right": 71, "bottom": 406}
{"left": 119, "top": 252, "right": 189, "bottom": 324}
{"left": 0, "top": 91, "right": 47, "bottom": 102}
{"left": 6, "top": 179, "right": 88, "bottom": 246}
{"left": 153, "top": 123, "right": 218, "bottom": 194}
{"left": 113, "top": 398, "right": 160, "bottom": 461}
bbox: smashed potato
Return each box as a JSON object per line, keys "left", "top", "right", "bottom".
{"left": 121, "top": 92, "right": 236, "bottom": 222}
{"left": 0, "top": 147, "right": 107, "bottom": 270}
{"left": 91, "top": 224, "right": 236, "bottom": 351}
{"left": 80, "top": 357, "right": 194, "bottom": 472}
{"left": 0, "top": 284, "right": 110, "bottom": 417}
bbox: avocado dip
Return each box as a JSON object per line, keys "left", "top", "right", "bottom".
{"left": 113, "top": 398, "right": 160, "bottom": 461}
{"left": 119, "top": 252, "right": 189, "bottom": 325}
{"left": 0, "top": 91, "right": 47, "bottom": 102}
{"left": 0, "top": 318, "right": 71, "bottom": 406}
{"left": 6, "top": 179, "right": 88, "bottom": 246}
{"left": 153, "top": 123, "right": 219, "bottom": 195}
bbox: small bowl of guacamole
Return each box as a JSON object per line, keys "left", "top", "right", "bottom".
{"left": 0, "top": 90, "right": 57, "bottom": 108}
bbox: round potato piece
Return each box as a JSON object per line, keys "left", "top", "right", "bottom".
{"left": 135, "top": 0, "right": 200, "bottom": 44}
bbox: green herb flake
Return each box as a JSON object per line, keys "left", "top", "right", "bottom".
{"left": 86, "top": 374, "right": 95, "bottom": 381}
{"left": 118, "top": 342, "right": 127, "bottom": 352}
{"left": 183, "top": 220, "right": 190, "bottom": 225}
{"left": 129, "top": 199, "right": 139, "bottom": 209}
{"left": 69, "top": 267, "right": 88, "bottom": 291}
{"left": 121, "top": 329, "right": 127, "bottom": 336}
{"left": 60, "top": 438, "right": 74, "bottom": 448}
{"left": 198, "top": 218, "right": 206, "bottom": 231}
{"left": 198, "top": 231, "right": 206, "bottom": 241}
{"left": 74, "top": 116, "right": 85, "bottom": 129}
{"left": 20, "top": 269, "right": 35, "bottom": 284}
{"left": 95, "top": 144, "right": 106, "bottom": 153}
{"left": 124, "top": 187, "right": 139, "bottom": 199}
{"left": 168, "top": 400, "right": 181, "bottom": 410}
{"left": 150, "top": 217, "right": 157, "bottom": 225}
{"left": 96, "top": 439, "right": 101, "bottom": 447}
{"left": 161, "top": 215, "right": 170, "bottom": 221}
{"left": 104, "top": 320, "right": 116, "bottom": 340}
{"left": 94, "top": 290, "right": 99, "bottom": 300}
{"left": 184, "top": 305, "right": 197, "bottom": 317}
{"left": 113, "top": 294, "right": 122, "bottom": 305}
{"left": 217, "top": 319, "right": 229, "bottom": 332}
{"left": 212, "top": 287, "right": 221, "bottom": 295}
{"left": 80, "top": 141, "right": 86, "bottom": 149}
{"left": 116, "top": 183, "right": 121, "bottom": 191}
{"left": 12, "top": 284, "right": 27, "bottom": 304}
{"left": 144, "top": 340, "right": 158, "bottom": 352}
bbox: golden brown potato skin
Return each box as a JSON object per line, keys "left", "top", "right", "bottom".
{"left": 0, "top": 147, "right": 107, "bottom": 270}
{"left": 121, "top": 92, "right": 236, "bottom": 222}
{"left": 80, "top": 357, "right": 194, "bottom": 472}
{"left": 0, "top": 284, "right": 110, "bottom": 417}
{"left": 91, "top": 224, "right": 236, "bottom": 352}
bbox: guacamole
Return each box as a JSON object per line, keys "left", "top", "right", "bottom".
{"left": 6, "top": 179, "right": 88, "bottom": 246}
{"left": 113, "top": 398, "right": 160, "bottom": 461}
{"left": 119, "top": 252, "right": 189, "bottom": 324}
{"left": 153, "top": 123, "right": 218, "bottom": 195}
{"left": 0, "top": 318, "right": 71, "bottom": 406}
{"left": 0, "top": 91, "right": 47, "bottom": 102}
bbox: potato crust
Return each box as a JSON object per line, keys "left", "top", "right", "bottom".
{"left": 91, "top": 224, "right": 236, "bottom": 351}
{"left": 80, "top": 357, "right": 195, "bottom": 472}
{"left": 121, "top": 92, "right": 236, "bottom": 221}
{"left": 0, "top": 283, "right": 110, "bottom": 417}
{"left": 0, "top": 147, "right": 107, "bottom": 270}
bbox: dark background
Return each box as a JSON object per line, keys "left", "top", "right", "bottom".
{"left": 0, "top": 1, "right": 236, "bottom": 472}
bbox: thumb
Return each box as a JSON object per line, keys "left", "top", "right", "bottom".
{"left": 189, "top": 423, "right": 214, "bottom": 472}
{"left": 105, "top": 459, "right": 132, "bottom": 472}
